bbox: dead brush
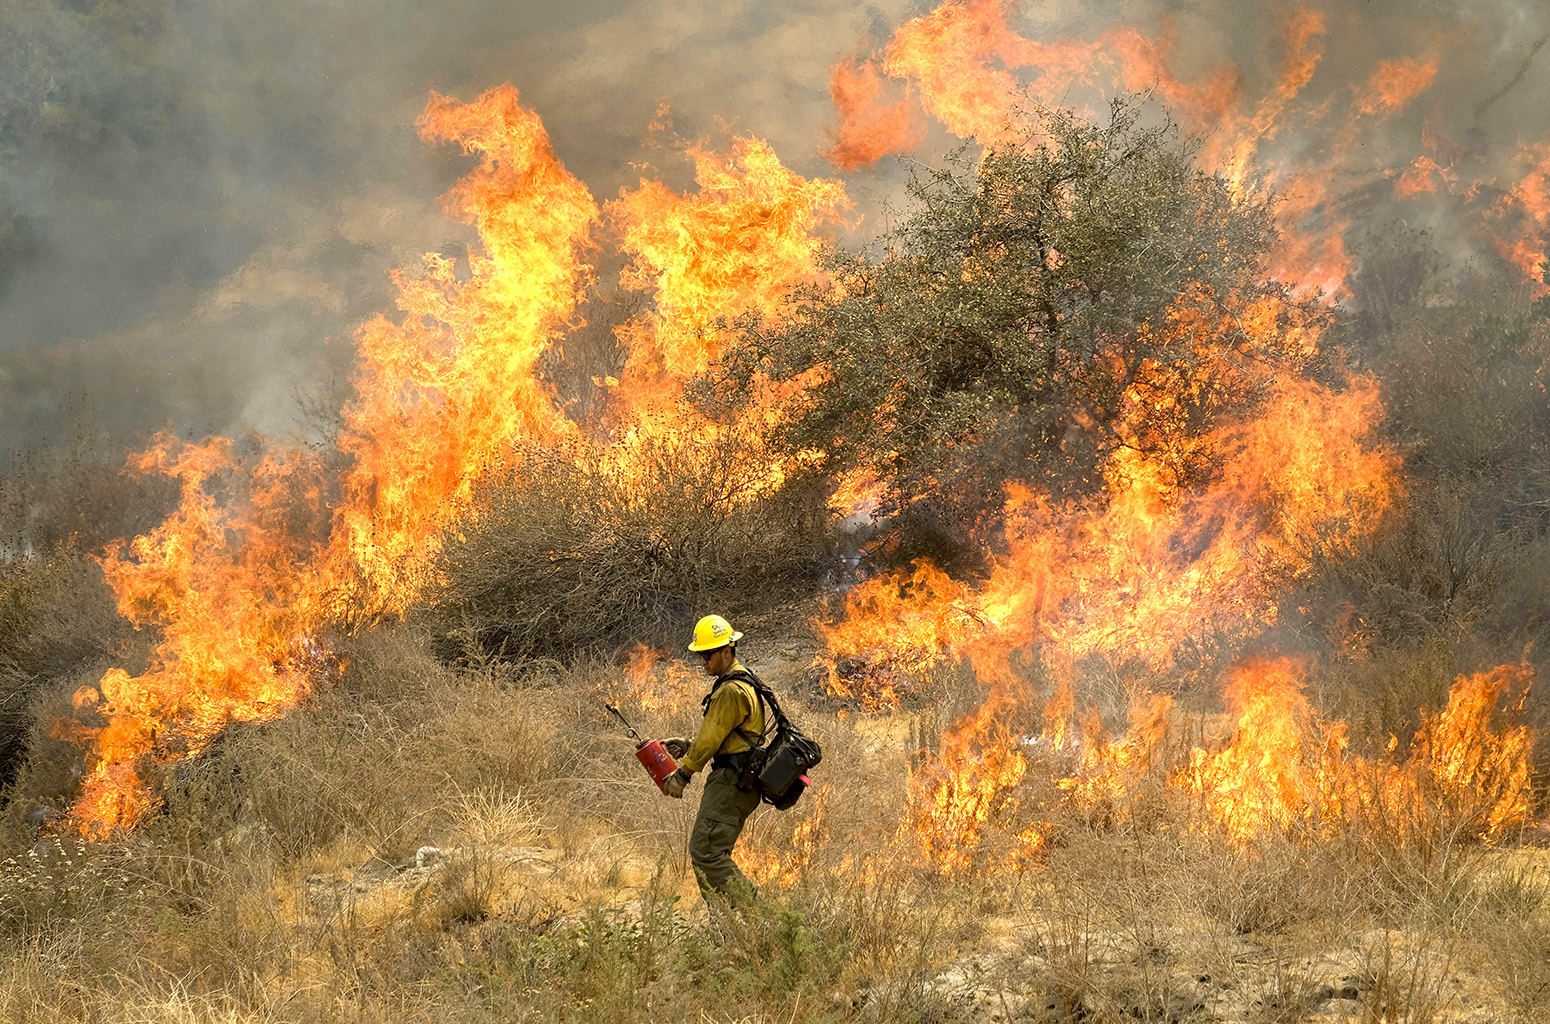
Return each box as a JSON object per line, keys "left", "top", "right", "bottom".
{"left": 1460, "top": 858, "right": 1550, "bottom": 1018}
{"left": 1016, "top": 831, "right": 1224, "bottom": 1024}
{"left": 427, "top": 429, "right": 835, "bottom": 664}
{"left": 187, "top": 627, "right": 571, "bottom": 868}
{"left": 415, "top": 847, "right": 507, "bottom": 926}
{"left": 410, "top": 660, "right": 563, "bottom": 802}
{"left": 1348, "top": 930, "right": 1455, "bottom": 1024}
{"left": 214, "top": 695, "right": 425, "bottom": 864}
{"left": 445, "top": 785, "right": 546, "bottom": 849}
{"left": 1325, "top": 749, "right": 1509, "bottom": 921}
{"left": 1182, "top": 832, "right": 1360, "bottom": 936}
{"left": 0, "top": 836, "right": 300, "bottom": 1024}
{"left": 1488, "top": 918, "right": 1550, "bottom": 1019}
{"left": 408, "top": 785, "right": 548, "bottom": 929}
{"left": 1021, "top": 885, "right": 1107, "bottom": 1020}
{"left": 0, "top": 836, "right": 135, "bottom": 938}
{"left": 1249, "top": 961, "right": 1328, "bottom": 1024}
{"left": 695, "top": 858, "right": 966, "bottom": 1020}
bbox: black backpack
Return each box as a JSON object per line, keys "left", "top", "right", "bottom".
{"left": 718, "top": 669, "right": 823, "bottom": 809}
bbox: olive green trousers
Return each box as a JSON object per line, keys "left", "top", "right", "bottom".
{"left": 688, "top": 765, "right": 760, "bottom": 902}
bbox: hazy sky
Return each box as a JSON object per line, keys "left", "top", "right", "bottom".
{"left": 2, "top": 0, "right": 1546, "bottom": 456}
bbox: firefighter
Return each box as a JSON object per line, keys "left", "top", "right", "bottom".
{"left": 659, "top": 613, "right": 765, "bottom": 903}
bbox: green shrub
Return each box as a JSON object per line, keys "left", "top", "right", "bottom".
{"left": 706, "top": 99, "right": 1311, "bottom": 565}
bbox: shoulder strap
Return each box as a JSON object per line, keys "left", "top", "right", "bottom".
{"left": 715, "top": 667, "right": 784, "bottom": 746}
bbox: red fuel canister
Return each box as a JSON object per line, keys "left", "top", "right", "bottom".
{"left": 635, "top": 739, "right": 680, "bottom": 791}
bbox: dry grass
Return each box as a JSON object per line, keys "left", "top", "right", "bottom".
{"left": 0, "top": 627, "right": 1546, "bottom": 1023}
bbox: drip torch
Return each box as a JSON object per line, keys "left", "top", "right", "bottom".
{"left": 605, "top": 702, "right": 679, "bottom": 792}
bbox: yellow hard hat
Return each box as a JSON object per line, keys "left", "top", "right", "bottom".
{"left": 687, "top": 614, "right": 743, "bottom": 652}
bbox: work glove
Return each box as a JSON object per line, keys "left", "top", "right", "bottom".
{"left": 661, "top": 737, "right": 691, "bottom": 758}
{"left": 663, "top": 768, "right": 691, "bottom": 799}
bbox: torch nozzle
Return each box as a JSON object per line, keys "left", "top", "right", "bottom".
{"left": 604, "top": 702, "right": 642, "bottom": 742}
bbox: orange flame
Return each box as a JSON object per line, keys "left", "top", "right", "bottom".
{"left": 63, "top": 86, "right": 850, "bottom": 835}
{"left": 611, "top": 644, "right": 695, "bottom": 714}
{"left": 905, "top": 683, "right": 1030, "bottom": 873}
{"left": 1104, "top": 25, "right": 1241, "bottom": 133}
{"left": 1196, "top": 9, "right": 1329, "bottom": 188}
{"left": 1176, "top": 658, "right": 1347, "bottom": 841}
{"left": 825, "top": 365, "right": 1396, "bottom": 867}
{"left": 1357, "top": 56, "right": 1439, "bottom": 116}
{"left": 604, "top": 136, "right": 848, "bottom": 501}
{"left": 823, "top": 57, "right": 924, "bottom": 170}
{"left": 741, "top": 787, "right": 830, "bottom": 888}
{"left": 1180, "top": 660, "right": 1535, "bottom": 844}
{"left": 1057, "top": 691, "right": 1173, "bottom": 821}
{"left": 62, "top": 0, "right": 1550, "bottom": 853}
{"left": 610, "top": 137, "right": 846, "bottom": 399}
{"left": 841, "top": 0, "right": 1550, "bottom": 295}
{"left": 820, "top": 371, "right": 1397, "bottom": 702}
{"left": 903, "top": 657, "right": 1535, "bottom": 870}
{"left": 881, "top": 0, "right": 1033, "bottom": 146}
{"left": 334, "top": 86, "right": 597, "bottom": 616}
{"left": 874, "top": 1, "right": 1239, "bottom": 151}
{"left": 1392, "top": 662, "right": 1535, "bottom": 842}
{"left": 61, "top": 437, "right": 340, "bottom": 831}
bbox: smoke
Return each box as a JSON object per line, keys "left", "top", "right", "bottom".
{"left": 3, "top": 0, "right": 1548, "bottom": 458}
{"left": 0, "top": 0, "right": 911, "bottom": 455}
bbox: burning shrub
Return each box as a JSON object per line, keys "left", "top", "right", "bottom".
{"left": 707, "top": 99, "right": 1312, "bottom": 563}
{"left": 0, "top": 556, "right": 140, "bottom": 794}
{"left": 0, "top": 427, "right": 180, "bottom": 792}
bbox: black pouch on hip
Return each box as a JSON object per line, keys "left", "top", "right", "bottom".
{"left": 736, "top": 749, "right": 767, "bottom": 793}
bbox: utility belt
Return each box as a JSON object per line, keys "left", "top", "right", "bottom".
{"left": 713, "top": 748, "right": 766, "bottom": 793}
{"left": 711, "top": 750, "right": 754, "bottom": 771}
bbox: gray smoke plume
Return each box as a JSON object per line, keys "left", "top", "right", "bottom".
{"left": 1, "top": 0, "right": 1546, "bottom": 459}
{"left": 0, "top": 0, "right": 914, "bottom": 456}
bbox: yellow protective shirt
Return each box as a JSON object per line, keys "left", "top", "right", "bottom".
{"left": 680, "top": 662, "right": 766, "bottom": 775}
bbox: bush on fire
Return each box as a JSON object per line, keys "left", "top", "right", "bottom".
{"left": 704, "top": 100, "right": 1321, "bottom": 565}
